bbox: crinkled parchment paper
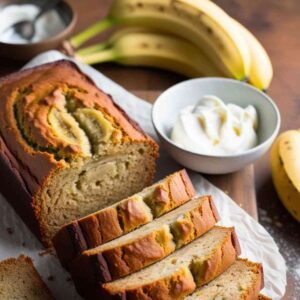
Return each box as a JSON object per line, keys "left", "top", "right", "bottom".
{"left": 0, "top": 51, "right": 286, "bottom": 299}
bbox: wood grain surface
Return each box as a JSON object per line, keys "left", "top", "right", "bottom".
{"left": 0, "top": 0, "right": 299, "bottom": 299}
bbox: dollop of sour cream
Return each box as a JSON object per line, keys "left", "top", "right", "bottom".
{"left": 171, "top": 95, "right": 258, "bottom": 156}
{"left": 0, "top": 4, "right": 66, "bottom": 44}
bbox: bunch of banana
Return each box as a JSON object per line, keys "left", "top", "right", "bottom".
{"left": 75, "top": 28, "right": 224, "bottom": 78}
{"left": 271, "top": 130, "right": 300, "bottom": 222}
{"left": 68, "top": 0, "right": 273, "bottom": 90}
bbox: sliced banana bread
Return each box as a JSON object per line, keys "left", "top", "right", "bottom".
{"left": 70, "top": 195, "right": 219, "bottom": 287}
{"left": 184, "top": 259, "right": 264, "bottom": 300}
{"left": 0, "top": 255, "right": 54, "bottom": 300}
{"left": 0, "top": 60, "right": 158, "bottom": 246}
{"left": 76, "top": 226, "right": 240, "bottom": 299}
{"left": 53, "top": 169, "right": 195, "bottom": 268}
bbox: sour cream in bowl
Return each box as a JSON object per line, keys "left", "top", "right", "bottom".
{"left": 152, "top": 78, "right": 280, "bottom": 174}
{"left": 171, "top": 95, "right": 258, "bottom": 156}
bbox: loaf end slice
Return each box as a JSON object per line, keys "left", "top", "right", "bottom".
{"left": 70, "top": 195, "right": 219, "bottom": 291}
{"left": 81, "top": 226, "right": 240, "bottom": 299}
{"left": 53, "top": 169, "right": 196, "bottom": 268}
{"left": 0, "top": 60, "right": 158, "bottom": 246}
{"left": 184, "top": 259, "right": 264, "bottom": 300}
{"left": 0, "top": 255, "right": 54, "bottom": 300}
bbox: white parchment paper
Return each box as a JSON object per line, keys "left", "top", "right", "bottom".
{"left": 0, "top": 51, "right": 286, "bottom": 299}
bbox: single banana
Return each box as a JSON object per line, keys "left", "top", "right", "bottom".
{"left": 76, "top": 29, "right": 225, "bottom": 78}
{"left": 271, "top": 130, "right": 300, "bottom": 222}
{"left": 76, "top": 27, "right": 156, "bottom": 56}
{"left": 71, "top": 0, "right": 250, "bottom": 80}
{"left": 232, "top": 19, "right": 273, "bottom": 91}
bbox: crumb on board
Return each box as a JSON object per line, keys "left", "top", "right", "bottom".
{"left": 47, "top": 275, "right": 55, "bottom": 281}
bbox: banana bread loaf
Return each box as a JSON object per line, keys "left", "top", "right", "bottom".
{"left": 184, "top": 259, "right": 264, "bottom": 300}
{"left": 77, "top": 226, "right": 240, "bottom": 299}
{"left": 0, "top": 255, "right": 54, "bottom": 299}
{"left": 53, "top": 169, "right": 195, "bottom": 268}
{"left": 70, "top": 195, "right": 219, "bottom": 288}
{"left": 0, "top": 60, "right": 158, "bottom": 247}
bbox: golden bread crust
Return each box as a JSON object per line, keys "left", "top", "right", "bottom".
{"left": 0, "top": 60, "right": 158, "bottom": 246}
{"left": 53, "top": 170, "right": 195, "bottom": 268}
{"left": 99, "top": 227, "right": 240, "bottom": 300}
{"left": 0, "top": 60, "right": 156, "bottom": 192}
{"left": 70, "top": 195, "right": 218, "bottom": 284}
{"left": 126, "top": 267, "right": 196, "bottom": 300}
{"left": 184, "top": 259, "right": 264, "bottom": 300}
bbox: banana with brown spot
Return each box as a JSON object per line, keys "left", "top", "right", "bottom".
{"left": 71, "top": 0, "right": 250, "bottom": 80}
{"left": 271, "top": 130, "right": 300, "bottom": 222}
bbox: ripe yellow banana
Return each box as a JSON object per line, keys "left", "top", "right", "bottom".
{"left": 76, "top": 28, "right": 225, "bottom": 78}
{"left": 232, "top": 19, "right": 273, "bottom": 91}
{"left": 71, "top": 0, "right": 250, "bottom": 80}
{"left": 271, "top": 130, "right": 300, "bottom": 222}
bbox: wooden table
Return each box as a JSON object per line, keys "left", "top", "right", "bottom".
{"left": 0, "top": 0, "right": 299, "bottom": 298}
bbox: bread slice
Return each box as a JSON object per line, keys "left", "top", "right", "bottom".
{"left": 184, "top": 259, "right": 264, "bottom": 300}
{"left": 0, "top": 60, "right": 158, "bottom": 246}
{"left": 53, "top": 169, "right": 195, "bottom": 268}
{"left": 70, "top": 195, "right": 219, "bottom": 286}
{"left": 0, "top": 255, "right": 54, "bottom": 299}
{"left": 74, "top": 226, "right": 240, "bottom": 299}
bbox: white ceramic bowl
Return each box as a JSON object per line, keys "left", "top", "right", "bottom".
{"left": 152, "top": 78, "right": 281, "bottom": 174}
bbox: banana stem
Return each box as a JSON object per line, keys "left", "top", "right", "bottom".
{"left": 77, "top": 49, "right": 116, "bottom": 65}
{"left": 70, "top": 18, "right": 114, "bottom": 49}
{"left": 76, "top": 42, "right": 110, "bottom": 56}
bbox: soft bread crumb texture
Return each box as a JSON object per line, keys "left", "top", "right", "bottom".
{"left": 99, "top": 226, "right": 240, "bottom": 300}
{"left": 185, "top": 259, "right": 263, "bottom": 300}
{"left": 85, "top": 196, "right": 215, "bottom": 254}
{"left": 53, "top": 169, "right": 195, "bottom": 268}
{"left": 0, "top": 255, "right": 54, "bottom": 300}
{"left": 69, "top": 195, "right": 218, "bottom": 284}
{"left": 40, "top": 144, "right": 156, "bottom": 245}
{"left": 0, "top": 60, "right": 158, "bottom": 246}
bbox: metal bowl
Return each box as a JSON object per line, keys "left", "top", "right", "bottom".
{"left": 0, "top": 0, "right": 77, "bottom": 60}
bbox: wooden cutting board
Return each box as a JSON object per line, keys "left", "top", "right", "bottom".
{"left": 134, "top": 90, "right": 258, "bottom": 220}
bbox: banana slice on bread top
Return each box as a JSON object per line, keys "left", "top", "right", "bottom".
{"left": 271, "top": 129, "right": 300, "bottom": 222}
{"left": 11, "top": 64, "right": 148, "bottom": 160}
